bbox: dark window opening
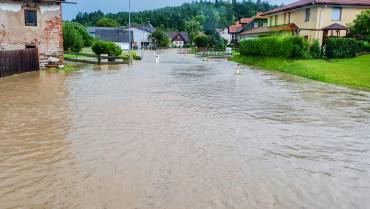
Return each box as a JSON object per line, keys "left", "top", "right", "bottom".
{"left": 25, "top": 10, "right": 37, "bottom": 26}
{"left": 25, "top": 44, "right": 36, "bottom": 49}
{"left": 305, "top": 8, "right": 311, "bottom": 22}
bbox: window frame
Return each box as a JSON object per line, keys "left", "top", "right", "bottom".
{"left": 331, "top": 7, "right": 342, "bottom": 21}
{"left": 304, "top": 8, "right": 311, "bottom": 22}
{"left": 24, "top": 9, "right": 37, "bottom": 26}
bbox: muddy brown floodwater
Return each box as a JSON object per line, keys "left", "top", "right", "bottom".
{"left": 0, "top": 50, "right": 370, "bottom": 209}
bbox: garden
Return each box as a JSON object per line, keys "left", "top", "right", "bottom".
{"left": 231, "top": 10, "right": 370, "bottom": 90}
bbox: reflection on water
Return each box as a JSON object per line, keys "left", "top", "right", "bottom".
{"left": 0, "top": 50, "right": 370, "bottom": 209}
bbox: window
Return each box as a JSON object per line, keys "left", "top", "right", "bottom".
{"left": 253, "top": 23, "right": 258, "bottom": 28}
{"left": 332, "top": 7, "right": 342, "bottom": 21}
{"left": 263, "top": 22, "right": 267, "bottom": 26}
{"left": 25, "top": 9, "right": 37, "bottom": 26}
{"left": 284, "top": 13, "right": 287, "bottom": 24}
{"left": 305, "top": 8, "right": 310, "bottom": 22}
{"left": 288, "top": 12, "right": 291, "bottom": 24}
{"left": 274, "top": 15, "right": 278, "bottom": 25}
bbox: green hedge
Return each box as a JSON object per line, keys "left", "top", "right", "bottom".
{"left": 324, "top": 37, "right": 359, "bottom": 58}
{"left": 240, "top": 36, "right": 309, "bottom": 58}
{"left": 92, "top": 41, "right": 122, "bottom": 56}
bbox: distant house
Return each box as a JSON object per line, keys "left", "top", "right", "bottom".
{"left": 0, "top": 0, "right": 72, "bottom": 68}
{"left": 167, "top": 32, "right": 190, "bottom": 48}
{"left": 88, "top": 23, "right": 155, "bottom": 50}
{"left": 261, "top": 0, "right": 370, "bottom": 44}
{"left": 228, "top": 13, "right": 267, "bottom": 43}
{"left": 94, "top": 28, "right": 134, "bottom": 50}
{"left": 127, "top": 23, "right": 155, "bottom": 49}
{"left": 216, "top": 28, "right": 232, "bottom": 44}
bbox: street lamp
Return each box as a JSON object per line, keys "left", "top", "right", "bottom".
{"left": 128, "top": 0, "right": 132, "bottom": 64}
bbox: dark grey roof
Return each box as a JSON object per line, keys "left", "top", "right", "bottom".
{"left": 131, "top": 23, "right": 155, "bottom": 33}
{"left": 95, "top": 29, "right": 134, "bottom": 43}
{"left": 166, "top": 32, "right": 190, "bottom": 42}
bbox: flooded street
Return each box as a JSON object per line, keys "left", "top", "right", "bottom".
{"left": 1, "top": 50, "right": 370, "bottom": 209}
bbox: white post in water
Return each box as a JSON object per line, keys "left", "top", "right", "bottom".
{"left": 236, "top": 64, "right": 241, "bottom": 75}
{"left": 155, "top": 53, "right": 160, "bottom": 63}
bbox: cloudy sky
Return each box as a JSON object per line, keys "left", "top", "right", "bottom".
{"left": 63, "top": 0, "right": 295, "bottom": 20}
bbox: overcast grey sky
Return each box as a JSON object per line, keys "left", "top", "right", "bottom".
{"left": 63, "top": 0, "right": 295, "bottom": 20}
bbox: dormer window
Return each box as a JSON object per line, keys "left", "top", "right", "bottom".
{"left": 332, "top": 7, "right": 342, "bottom": 21}
{"left": 25, "top": 9, "right": 37, "bottom": 26}
{"left": 305, "top": 8, "right": 311, "bottom": 22}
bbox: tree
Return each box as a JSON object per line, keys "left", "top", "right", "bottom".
{"left": 209, "top": 32, "right": 227, "bottom": 49}
{"left": 194, "top": 35, "right": 209, "bottom": 48}
{"left": 63, "top": 22, "right": 84, "bottom": 52}
{"left": 348, "top": 10, "right": 370, "bottom": 41}
{"left": 185, "top": 19, "right": 202, "bottom": 43}
{"left": 149, "top": 29, "right": 171, "bottom": 48}
{"left": 70, "top": 22, "right": 94, "bottom": 47}
{"left": 96, "top": 17, "right": 120, "bottom": 27}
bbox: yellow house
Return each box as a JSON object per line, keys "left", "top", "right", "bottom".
{"left": 262, "top": 0, "right": 370, "bottom": 44}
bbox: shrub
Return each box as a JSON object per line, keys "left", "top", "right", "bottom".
{"left": 347, "top": 10, "right": 370, "bottom": 41}
{"left": 357, "top": 40, "right": 370, "bottom": 52}
{"left": 121, "top": 51, "right": 142, "bottom": 61}
{"left": 239, "top": 36, "right": 309, "bottom": 59}
{"left": 209, "top": 33, "right": 226, "bottom": 49}
{"left": 92, "top": 41, "right": 122, "bottom": 56}
{"left": 63, "top": 22, "right": 84, "bottom": 52}
{"left": 194, "top": 35, "right": 209, "bottom": 48}
{"left": 309, "top": 39, "right": 321, "bottom": 59}
{"left": 324, "top": 37, "right": 359, "bottom": 58}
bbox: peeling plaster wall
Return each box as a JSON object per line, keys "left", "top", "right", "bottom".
{"left": 0, "top": 1, "right": 64, "bottom": 68}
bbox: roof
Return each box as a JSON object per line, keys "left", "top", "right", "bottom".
{"left": 235, "top": 13, "right": 268, "bottom": 34}
{"left": 239, "top": 23, "right": 299, "bottom": 36}
{"left": 130, "top": 23, "right": 156, "bottom": 33}
{"left": 166, "top": 32, "right": 190, "bottom": 42}
{"left": 228, "top": 21, "right": 243, "bottom": 34}
{"left": 240, "top": 18, "right": 254, "bottom": 24}
{"left": 95, "top": 29, "right": 134, "bottom": 43}
{"left": 322, "top": 23, "right": 348, "bottom": 30}
{"left": 262, "top": 0, "right": 370, "bottom": 15}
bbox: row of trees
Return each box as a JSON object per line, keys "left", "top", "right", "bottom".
{"left": 73, "top": 0, "right": 277, "bottom": 32}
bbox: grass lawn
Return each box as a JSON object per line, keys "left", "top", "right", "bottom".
{"left": 231, "top": 54, "right": 370, "bottom": 91}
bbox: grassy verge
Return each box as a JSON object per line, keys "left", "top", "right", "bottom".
{"left": 47, "top": 64, "right": 80, "bottom": 73}
{"left": 230, "top": 54, "right": 370, "bottom": 91}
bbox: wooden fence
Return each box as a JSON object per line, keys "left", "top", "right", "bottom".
{"left": 0, "top": 48, "right": 39, "bottom": 78}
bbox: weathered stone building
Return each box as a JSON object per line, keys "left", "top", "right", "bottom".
{"left": 0, "top": 0, "right": 68, "bottom": 68}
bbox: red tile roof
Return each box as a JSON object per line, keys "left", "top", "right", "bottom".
{"left": 228, "top": 21, "right": 242, "bottom": 33}
{"left": 262, "top": 0, "right": 370, "bottom": 15}
{"left": 239, "top": 23, "right": 299, "bottom": 36}
{"left": 240, "top": 18, "right": 254, "bottom": 24}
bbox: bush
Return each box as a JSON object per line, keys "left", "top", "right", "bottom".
{"left": 324, "top": 37, "right": 359, "bottom": 58}
{"left": 357, "top": 40, "right": 370, "bottom": 52}
{"left": 121, "top": 51, "right": 142, "bottom": 61}
{"left": 209, "top": 33, "right": 226, "bottom": 49}
{"left": 63, "top": 22, "right": 84, "bottom": 52}
{"left": 239, "top": 36, "right": 309, "bottom": 59}
{"left": 194, "top": 35, "right": 209, "bottom": 48}
{"left": 92, "top": 41, "right": 122, "bottom": 56}
{"left": 309, "top": 39, "right": 321, "bottom": 58}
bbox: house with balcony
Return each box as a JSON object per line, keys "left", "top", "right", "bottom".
{"left": 261, "top": 0, "right": 370, "bottom": 44}
{"left": 228, "top": 13, "right": 268, "bottom": 43}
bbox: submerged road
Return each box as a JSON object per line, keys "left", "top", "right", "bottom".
{"left": 0, "top": 50, "right": 370, "bottom": 209}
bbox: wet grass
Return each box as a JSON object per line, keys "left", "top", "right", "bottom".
{"left": 231, "top": 54, "right": 370, "bottom": 91}
{"left": 47, "top": 64, "right": 80, "bottom": 73}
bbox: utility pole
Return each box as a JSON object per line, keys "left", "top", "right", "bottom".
{"left": 128, "top": 0, "right": 132, "bottom": 65}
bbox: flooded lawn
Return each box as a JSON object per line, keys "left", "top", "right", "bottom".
{"left": 0, "top": 50, "right": 369, "bottom": 209}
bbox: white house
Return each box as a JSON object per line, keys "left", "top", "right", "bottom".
{"left": 216, "top": 28, "right": 232, "bottom": 44}
{"left": 125, "top": 23, "right": 155, "bottom": 49}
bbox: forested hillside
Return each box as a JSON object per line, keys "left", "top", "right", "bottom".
{"left": 73, "top": 0, "right": 277, "bottom": 32}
